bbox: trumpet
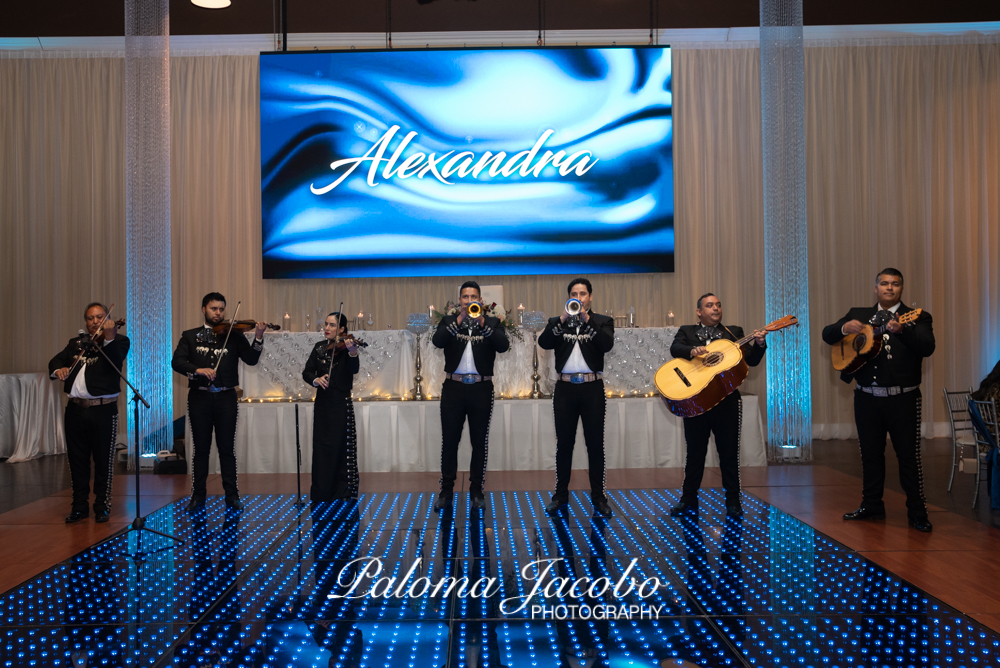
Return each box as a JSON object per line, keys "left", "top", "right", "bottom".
{"left": 565, "top": 299, "right": 583, "bottom": 317}
{"left": 466, "top": 301, "right": 484, "bottom": 319}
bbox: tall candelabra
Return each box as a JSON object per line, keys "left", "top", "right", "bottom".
{"left": 523, "top": 311, "right": 548, "bottom": 399}
{"left": 406, "top": 314, "right": 432, "bottom": 401}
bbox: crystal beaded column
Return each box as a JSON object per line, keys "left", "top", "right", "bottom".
{"left": 760, "top": 0, "right": 811, "bottom": 461}
{"left": 125, "top": 0, "right": 172, "bottom": 466}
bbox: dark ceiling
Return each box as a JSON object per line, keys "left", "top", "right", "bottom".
{"left": 4, "top": 0, "right": 999, "bottom": 38}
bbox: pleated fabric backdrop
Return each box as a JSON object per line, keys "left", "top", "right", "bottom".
{"left": 1, "top": 38, "right": 998, "bottom": 439}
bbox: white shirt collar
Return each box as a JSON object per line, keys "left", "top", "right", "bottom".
{"left": 877, "top": 302, "right": 901, "bottom": 313}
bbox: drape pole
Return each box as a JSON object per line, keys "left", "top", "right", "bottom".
{"left": 761, "top": 0, "right": 812, "bottom": 462}
{"left": 125, "top": 0, "right": 172, "bottom": 467}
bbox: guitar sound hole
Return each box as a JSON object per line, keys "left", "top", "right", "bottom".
{"left": 852, "top": 335, "right": 866, "bottom": 352}
{"left": 703, "top": 352, "right": 723, "bottom": 367}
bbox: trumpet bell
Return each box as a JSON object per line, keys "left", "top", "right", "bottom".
{"left": 565, "top": 299, "right": 583, "bottom": 316}
{"left": 467, "top": 302, "right": 483, "bottom": 319}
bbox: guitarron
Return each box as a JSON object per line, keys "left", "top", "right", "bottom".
{"left": 830, "top": 308, "right": 922, "bottom": 374}
{"left": 654, "top": 315, "right": 798, "bottom": 418}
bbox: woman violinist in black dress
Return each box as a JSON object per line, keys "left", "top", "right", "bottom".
{"left": 302, "top": 312, "right": 361, "bottom": 501}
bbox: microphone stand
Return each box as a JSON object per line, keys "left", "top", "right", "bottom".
{"left": 79, "top": 332, "right": 183, "bottom": 560}
{"left": 294, "top": 403, "right": 305, "bottom": 507}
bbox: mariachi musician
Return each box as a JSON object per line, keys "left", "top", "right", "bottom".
{"left": 302, "top": 312, "right": 361, "bottom": 502}
{"left": 538, "top": 277, "right": 615, "bottom": 517}
{"left": 49, "top": 302, "right": 130, "bottom": 524}
{"left": 171, "top": 292, "right": 266, "bottom": 511}
{"left": 431, "top": 281, "right": 510, "bottom": 511}
{"left": 822, "top": 268, "right": 935, "bottom": 532}
{"left": 668, "top": 293, "right": 767, "bottom": 518}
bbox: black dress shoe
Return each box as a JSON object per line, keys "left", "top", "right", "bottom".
{"left": 470, "top": 493, "right": 486, "bottom": 510}
{"left": 669, "top": 501, "right": 698, "bottom": 517}
{"left": 545, "top": 498, "right": 567, "bottom": 514}
{"left": 65, "top": 510, "right": 88, "bottom": 524}
{"left": 95, "top": 511, "right": 110, "bottom": 523}
{"left": 843, "top": 507, "right": 886, "bottom": 521}
{"left": 725, "top": 504, "right": 744, "bottom": 518}
{"left": 909, "top": 517, "right": 933, "bottom": 532}
{"left": 226, "top": 497, "right": 244, "bottom": 510}
{"left": 593, "top": 498, "right": 613, "bottom": 517}
{"left": 433, "top": 491, "right": 453, "bottom": 511}
{"left": 185, "top": 497, "right": 206, "bottom": 512}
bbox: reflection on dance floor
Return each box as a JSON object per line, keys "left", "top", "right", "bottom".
{"left": 1, "top": 490, "right": 998, "bottom": 667}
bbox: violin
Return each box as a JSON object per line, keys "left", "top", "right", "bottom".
{"left": 211, "top": 320, "right": 281, "bottom": 336}
{"left": 65, "top": 318, "right": 126, "bottom": 375}
{"left": 87, "top": 319, "right": 126, "bottom": 344}
{"left": 327, "top": 333, "right": 368, "bottom": 352}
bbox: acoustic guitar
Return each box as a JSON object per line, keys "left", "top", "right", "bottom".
{"left": 829, "top": 308, "right": 922, "bottom": 373}
{"left": 654, "top": 315, "right": 798, "bottom": 418}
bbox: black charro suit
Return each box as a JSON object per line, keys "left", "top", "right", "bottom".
{"left": 172, "top": 325, "right": 264, "bottom": 503}
{"left": 49, "top": 333, "right": 130, "bottom": 515}
{"left": 432, "top": 313, "right": 510, "bottom": 495}
{"left": 302, "top": 341, "right": 361, "bottom": 501}
{"left": 669, "top": 324, "right": 766, "bottom": 507}
{"left": 822, "top": 304, "right": 935, "bottom": 519}
{"left": 537, "top": 311, "right": 615, "bottom": 504}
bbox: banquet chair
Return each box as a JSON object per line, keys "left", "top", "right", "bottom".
{"left": 968, "top": 398, "right": 998, "bottom": 508}
{"left": 943, "top": 388, "right": 976, "bottom": 492}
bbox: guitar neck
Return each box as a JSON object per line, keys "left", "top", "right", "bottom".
{"left": 872, "top": 309, "right": 920, "bottom": 335}
{"left": 733, "top": 315, "right": 798, "bottom": 347}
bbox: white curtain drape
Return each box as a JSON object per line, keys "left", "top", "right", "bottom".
{"left": 2, "top": 41, "right": 998, "bottom": 439}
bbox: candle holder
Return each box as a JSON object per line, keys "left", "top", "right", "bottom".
{"left": 523, "top": 310, "right": 548, "bottom": 399}
{"left": 406, "top": 313, "right": 432, "bottom": 401}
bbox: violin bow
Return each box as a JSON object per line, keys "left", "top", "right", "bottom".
{"left": 66, "top": 303, "right": 117, "bottom": 377}
{"left": 327, "top": 301, "right": 345, "bottom": 378}
{"left": 212, "top": 301, "right": 242, "bottom": 377}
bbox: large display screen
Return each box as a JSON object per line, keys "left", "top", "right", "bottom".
{"left": 260, "top": 46, "right": 673, "bottom": 278}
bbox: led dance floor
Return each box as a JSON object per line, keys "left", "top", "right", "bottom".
{"left": 2, "top": 490, "right": 998, "bottom": 667}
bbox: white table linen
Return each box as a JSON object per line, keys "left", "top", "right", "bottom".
{"left": 203, "top": 395, "right": 766, "bottom": 475}
{"left": 0, "top": 373, "right": 67, "bottom": 462}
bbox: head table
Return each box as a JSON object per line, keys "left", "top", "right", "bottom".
{"left": 240, "top": 326, "right": 684, "bottom": 400}
{"left": 206, "top": 328, "right": 767, "bottom": 475}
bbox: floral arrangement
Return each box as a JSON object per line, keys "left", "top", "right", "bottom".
{"left": 432, "top": 300, "right": 524, "bottom": 342}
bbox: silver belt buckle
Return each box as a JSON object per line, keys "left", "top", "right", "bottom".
{"left": 872, "top": 386, "right": 887, "bottom": 397}
{"left": 570, "top": 373, "right": 586, "bottom": 384}
{"left": 461, "top": 374, "right": 477, "bottom": 385}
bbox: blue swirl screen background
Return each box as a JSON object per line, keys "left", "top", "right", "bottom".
{"left": 260, "top": 47, "right": 673, "bottom": 278}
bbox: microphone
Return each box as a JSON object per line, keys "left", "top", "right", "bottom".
{"left": 78, "top": 329, "right": 95, "bottom": 352}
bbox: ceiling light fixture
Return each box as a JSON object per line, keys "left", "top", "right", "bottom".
{"left": 191, "top": 0, "right": 231, "bottom": 8}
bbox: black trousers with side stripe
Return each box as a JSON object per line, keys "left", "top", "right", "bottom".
{"left": 552, "top": 379, "right": 607, "bottom": 503}
{"left": 853, "top": 388, "right": 926, "bottom": 518}
{"left": 680, "top": 391, "right": 742, "bottom": 506}
{"left": 65, "top": 401, "right": 119, "bottom": 513}
{"left": 439, "top": 379, "right": 495, "bottom": 495}
{"left": 188, "top": 388, "right": 239, "bottom": 500}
